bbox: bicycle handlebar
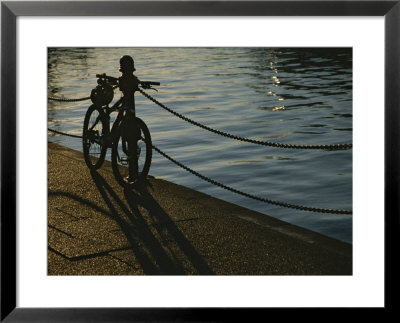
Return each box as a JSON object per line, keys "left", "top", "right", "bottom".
{"left": 140, "top": 81, "right": 161, "bottom": 87}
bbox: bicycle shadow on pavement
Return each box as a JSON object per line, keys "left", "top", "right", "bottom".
{"left": 90, "top": 170, "right": 214, "bottom": 275}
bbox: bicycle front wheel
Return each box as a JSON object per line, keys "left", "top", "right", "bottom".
{"left": 111, "top": 117, "right": 152, "bottom": 188}
{"left": 82, "top": 104, "right": 107, "bottom": 170}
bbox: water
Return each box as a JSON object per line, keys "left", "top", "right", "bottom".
{"left": 48, "top": 47, "right": 352, "bottom": 243}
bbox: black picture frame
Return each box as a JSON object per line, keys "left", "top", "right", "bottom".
{"left": 1, "top": 1, "right": 398, "bottom": 321}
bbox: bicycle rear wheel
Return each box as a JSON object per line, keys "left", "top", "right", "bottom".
{"left": 111, "top": 117, "right": 152, "bottom": 188}
{"left": 82, "top": 104, "right": 107, "bottom": 170}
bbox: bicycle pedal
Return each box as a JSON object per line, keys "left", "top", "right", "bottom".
{"left": 120, "top": 156, "right": 131, "bottom": 165}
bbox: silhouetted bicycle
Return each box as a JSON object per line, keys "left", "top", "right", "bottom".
{"left": 82, "top": 73, "right": 159, "bottom": 188}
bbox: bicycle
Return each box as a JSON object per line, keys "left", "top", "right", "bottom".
{"left": 82, "top": 73, "right": 160, "bottom": 188}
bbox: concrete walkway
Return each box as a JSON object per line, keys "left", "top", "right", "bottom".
{"left": 48, "top": 142, "right": 352, "bottom": 275}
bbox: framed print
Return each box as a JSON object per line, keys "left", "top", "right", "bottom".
{"left": 1, "top": 0, "right": 398, "bottom": 321}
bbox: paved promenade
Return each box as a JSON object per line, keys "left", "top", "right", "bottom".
{"left": 48, "top": 142, "right": 352, "bottom": 275}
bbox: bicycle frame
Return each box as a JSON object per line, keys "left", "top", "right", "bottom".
{"left": 104, "top": 98, "right": 123, "bottom": 138}
{"left": 100, "top": 97, "right": 132, "bottom": 141}
{"left": 83, "top": 72, "right": 156, "bottom": 187}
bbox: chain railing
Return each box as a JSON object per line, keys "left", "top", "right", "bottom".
{"left": 48, "top": 95, "right": 91, "bottom": 102}
{"left": 47, "top": 86, "right": 353, "bottom": 215}
{"left": 47, "top": 91, "right": 352, "bottom": 150}
{"left": 47, "top": 128, "right": 352, "bottom": 215}
{"left": 139, "top": 89, "right": 353, "bottom": 151}
{"left": 47, "top": 128, "right": 83, "bottom": 139}
{"left": 151, "top": 144, "right": 352, "bottom": 215}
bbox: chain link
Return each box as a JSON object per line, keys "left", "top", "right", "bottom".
{"left": 139, "top": 89, "right": 353, "bottom": 151}
{"left": 48, "top": 96, "right": 91, "bottom": 102}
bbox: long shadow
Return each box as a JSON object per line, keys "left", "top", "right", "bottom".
{"left": 90, "top": 171, "right": 214, "bottom": 275}
{"left": 125, "top": 183, "right": 214, "bottom": 275}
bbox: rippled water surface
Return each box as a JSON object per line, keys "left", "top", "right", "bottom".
{"left": 48, "top": 48, "right": 352, "bottom": 243}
